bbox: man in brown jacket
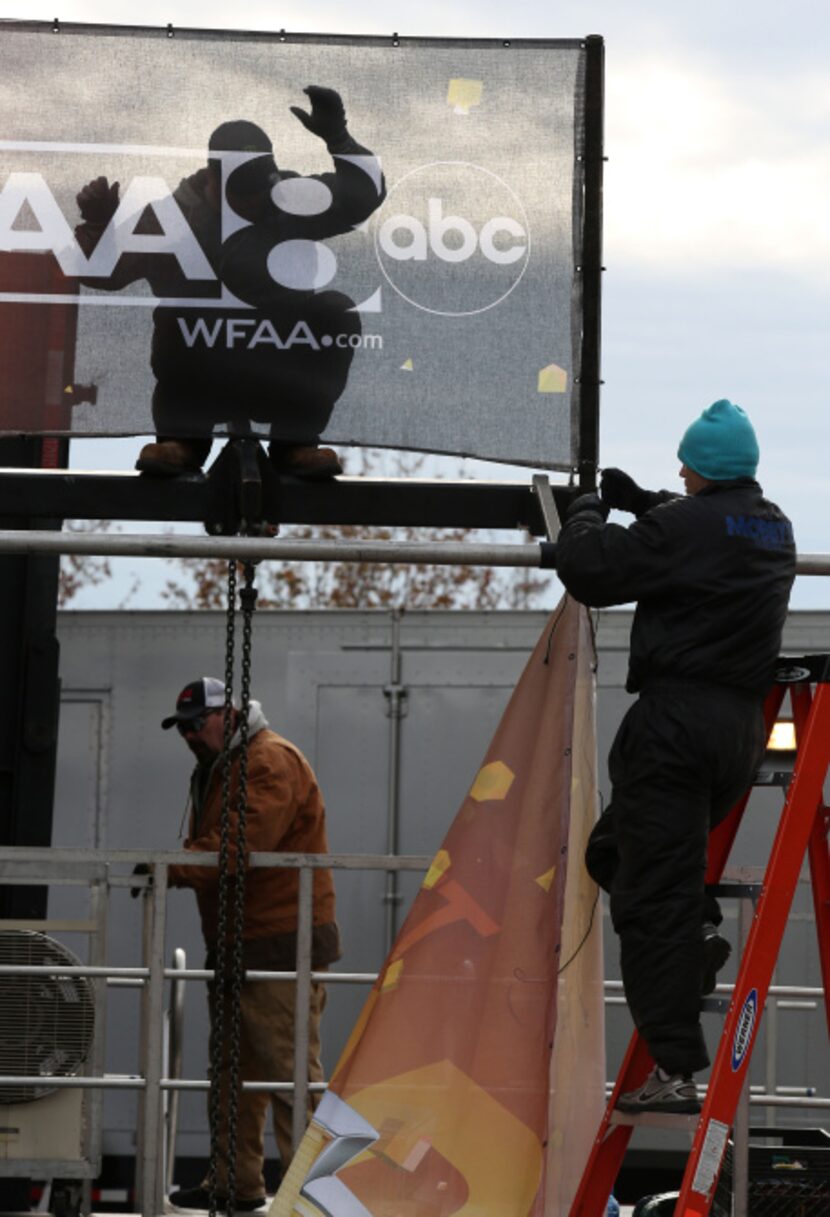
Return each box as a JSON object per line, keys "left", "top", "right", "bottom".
{"left": 162, "top": 677, "right": 340, "bottom": 1213}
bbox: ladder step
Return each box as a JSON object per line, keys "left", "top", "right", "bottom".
{"left": 609, "top": 1110, "right": 700, "bottom": 1130}
{"left": 709, "top": 881, "right": 762, "bottom": 898}
{"left": 701, "top": 995, "right": 730, "bottom": 1014}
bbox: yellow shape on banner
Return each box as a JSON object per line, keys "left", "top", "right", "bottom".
{"left": 269, "top": 1121, "right": 326, "bottom": 1217}
{"left": 447, "top": 78, "right": 483, "bottom": 114}
{"left": 381, "top": 959, "right": 404, "bottom": 992}
{"left": 423, "top": 848, "right": 451, "bottom": 889}
{"left": 346, "top": 1060, "right": 543, "bottom": 1215}
{"left": 469, "top": 760, "right": 515, "bottom": 802}
{"left": 538, "top": 363, "right": 568, "bottom": 393}
{"left": 400, "top": 357, "right": 414, "bottom": 371}
{"left": 536, "top": 865, "right": 556, "bottom": 892}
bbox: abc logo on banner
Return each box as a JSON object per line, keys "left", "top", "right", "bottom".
{"left": 374, "top": 161, "right": 531, "bottom": 316}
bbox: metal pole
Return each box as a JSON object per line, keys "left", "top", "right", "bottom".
{"left": 165, "top": 947, "right": 187, "bottom": 1194}
{"left": 85, "top": 874, "right": 109, "bottom": 1212}
{"left": 732, "top": 895, "right": 754, "bottom": 1217}
{"left": 383, "top": 609, "right": 406, "bottom": 951}
{"left": 577, "top": 34, "right": 605, "bottom": 491}
{"left": 0, "top": 529, "right": 826, "bottom": 573}
{"left": 292, "top": 866, "right": 314, "bottom": 1152}
{"left": 140, "top": 862, "right": 169, "bottom": 1217}
{"left": 0, "top": 529, "right": 543, "bottom": 565}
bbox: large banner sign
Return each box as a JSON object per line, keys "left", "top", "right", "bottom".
{"left": 0, "top": 23, "right": 599, "bottom": 469}
{"left": 272, "top": 596, "right": 602, "bottom": 1217}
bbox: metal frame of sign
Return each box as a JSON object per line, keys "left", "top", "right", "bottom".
{"left": 0, "top": 26, "right": 603, "bottom": 932}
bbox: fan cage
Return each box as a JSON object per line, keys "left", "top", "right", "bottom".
{"left": 0, "top": 929, "right": 95, "bottom": 1105}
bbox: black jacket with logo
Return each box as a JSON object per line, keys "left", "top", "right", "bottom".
{"left": 556, "top": 479, "right": 796, "bottom": 696}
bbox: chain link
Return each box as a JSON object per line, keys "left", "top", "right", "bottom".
{"left": 224, "top": 563, "right": 257, "bottom": 1216}
{"left": 207, "top": 560, "right": 238, "bottom": 1217}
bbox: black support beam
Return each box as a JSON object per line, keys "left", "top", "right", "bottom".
{"left": 0, "top": 467, "right": 573, "bottom": 535}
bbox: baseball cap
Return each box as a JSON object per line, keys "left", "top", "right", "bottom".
{"left": 161, "top": 677, "right": 227, "bottom": 730}
{"left": 208, "top": 119, "right": 279, "bottom": 194}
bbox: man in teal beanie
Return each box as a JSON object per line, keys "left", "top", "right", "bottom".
{"left": 678, "top": 398, "right": 760, "bottom": 481}
{"left": 555, "top": 398, "right": 795, "bottom": 1114}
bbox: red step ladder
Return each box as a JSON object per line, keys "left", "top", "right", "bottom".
{"left": 568, "top": 654, "right": 830, "bottom": 1217}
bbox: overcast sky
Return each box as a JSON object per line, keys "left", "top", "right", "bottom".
{"left": 3, "top": 1, "right": 827, "bottom": 609}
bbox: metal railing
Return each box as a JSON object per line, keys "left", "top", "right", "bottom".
{"left": 0, "top": 527, "right": 827, "bottom": 574}
{"left": 0, "top": 846, "right": 827, "bottom": 1216}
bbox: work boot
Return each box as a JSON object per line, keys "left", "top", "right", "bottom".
{"left": 702, "top": 921, "right": 731, "bottom": 995}
{"left": 135, "top": 439, "right": 205, "bottom": 477}
{"left": 167, "top": 1186, "right": 266, "bottom": 1213}
{"left": 616, "top": 1066, "right": 701, "bottom": 1115}
{"left": 269, "top": 443, "right": 343, "bottom": 480}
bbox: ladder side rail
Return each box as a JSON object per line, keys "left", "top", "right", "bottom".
{"left": 704, "top": 684, "right": 786, "bottom": 879}
{"left": 674, "top": 680, "right": 830, "bottom": 1217}
{"left": 807, "top": 790, "right": 830, "bottom": 1042}
{"left": 567, "top": 1037, "right": 653, "bottom": 1217}
{"left": 789, "top": 680, "right": 830, "bottom": 1041}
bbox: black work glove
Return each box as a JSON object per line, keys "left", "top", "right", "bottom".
{"left": 600, "top": 467, "right": 652, "bottom": 516}
{"left": 130, "top": 862, "right": 152, "bottom": 899}
{"left": 290, "top": 86, "right": 348, "bottom": 148}
{"left": 565, "top": 492, "right": 610, "bottom": 525}
{"left": 76, "top": 176, "right": 120, "bottom": 226}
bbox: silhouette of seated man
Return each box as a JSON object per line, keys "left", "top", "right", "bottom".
{"left": 75, "top": 86, "right": 385, "bottom": 478}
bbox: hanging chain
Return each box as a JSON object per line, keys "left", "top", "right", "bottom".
{"left": 224, "top": 562, "right": 258, "bottom": 1217}
{"left": 207, "top": 559, "right": 238, "bottom": 1217}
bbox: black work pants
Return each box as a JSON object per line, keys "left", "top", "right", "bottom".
{"left": 586, "top": 685, "right": 766, "bottom": 1075}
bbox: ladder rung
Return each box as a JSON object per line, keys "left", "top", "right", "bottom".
{"left": 710, "top": 882, "right": 762, "bottom": 898}
{"left": 608, "top": 1110, "right": 700, "bottom": 1130}
{"left": 701, "top": 995, "right": 730, "bottom": 1014}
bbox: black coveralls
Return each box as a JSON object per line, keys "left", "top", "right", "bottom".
{"left": 556, "top": 479, "right": 795, "bottom": 1074}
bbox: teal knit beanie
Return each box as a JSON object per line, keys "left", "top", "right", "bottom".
{"left": 677, "top": 399, "right": 759, "bottom": 480}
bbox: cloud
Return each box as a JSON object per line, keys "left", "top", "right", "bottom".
{"left": 605, "top": 57, "right": 830, "bottom": 280}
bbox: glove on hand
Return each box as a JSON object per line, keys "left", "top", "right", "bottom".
{"left": 76, "top": 176, "right": 120, "bottom": 226}
{"left": 600, "top": 467, "right": 651, "bottom": 515}
{"left": 290, "top": 86, "right": 348, "bottom": 147}
{"left": 565, "top": 492, "right": 610, "bottom": 524}
{"left": 130, "top": 862, "right": 153, "bottom": 899}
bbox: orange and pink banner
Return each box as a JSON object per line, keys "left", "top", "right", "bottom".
{"left": 273, "top": 596, "right": 601, "bottom": 1217}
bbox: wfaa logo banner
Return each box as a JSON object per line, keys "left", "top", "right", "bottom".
{"left": 0, "top": 24, "right": 589, "bottom": 469}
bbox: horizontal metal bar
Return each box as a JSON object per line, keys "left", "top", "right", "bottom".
{"left": 606, "top": 1091, "right": 829, "bottom": 1112}
{"left": 0, "top": 918, "right": 97, "bottom": 931}
{"left": 26, "top": 962, "right": 824, "bottom": 993}
{"left": 9, "top": 1074, "right": 825, "bottom": 1106}
{"left": 604, "top": 979, "right": 825, "bottom": 999}
{"left": 0, "top": 963, "right": 378, "bottom": 983}
{"left": 161, "top": 1080, "right": 328, "bottom": 1093}
{"left": 747, "top": 1095, "right": 830, "bottom": 1108}
{"left": 0, "top": 845, "right": 431, "bottom": 870}
{"left": 0, "top": 965, "right": 150, "bottom": 978}
{"left": 182, "top": 969, "right": 378, "bottom": 984}
{"left": 0, "top": 528, "right": 545, "bottom": 567}
{"left": 0, "top": 1075, "right": 145, "bottom": 1090}
{"left": 0, "top": 526, "right": 826, "bottom": 573}
{"left": 0, "top": 470, "right": 553, "bottom": 534}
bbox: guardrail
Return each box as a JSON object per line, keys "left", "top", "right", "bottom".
{"left": 0, "top": 847, "right": 826, "bottom": 1216}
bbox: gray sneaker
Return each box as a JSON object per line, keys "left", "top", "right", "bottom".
{"left": 616, "top": 1066, "right": 701, "bottom": 1115}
